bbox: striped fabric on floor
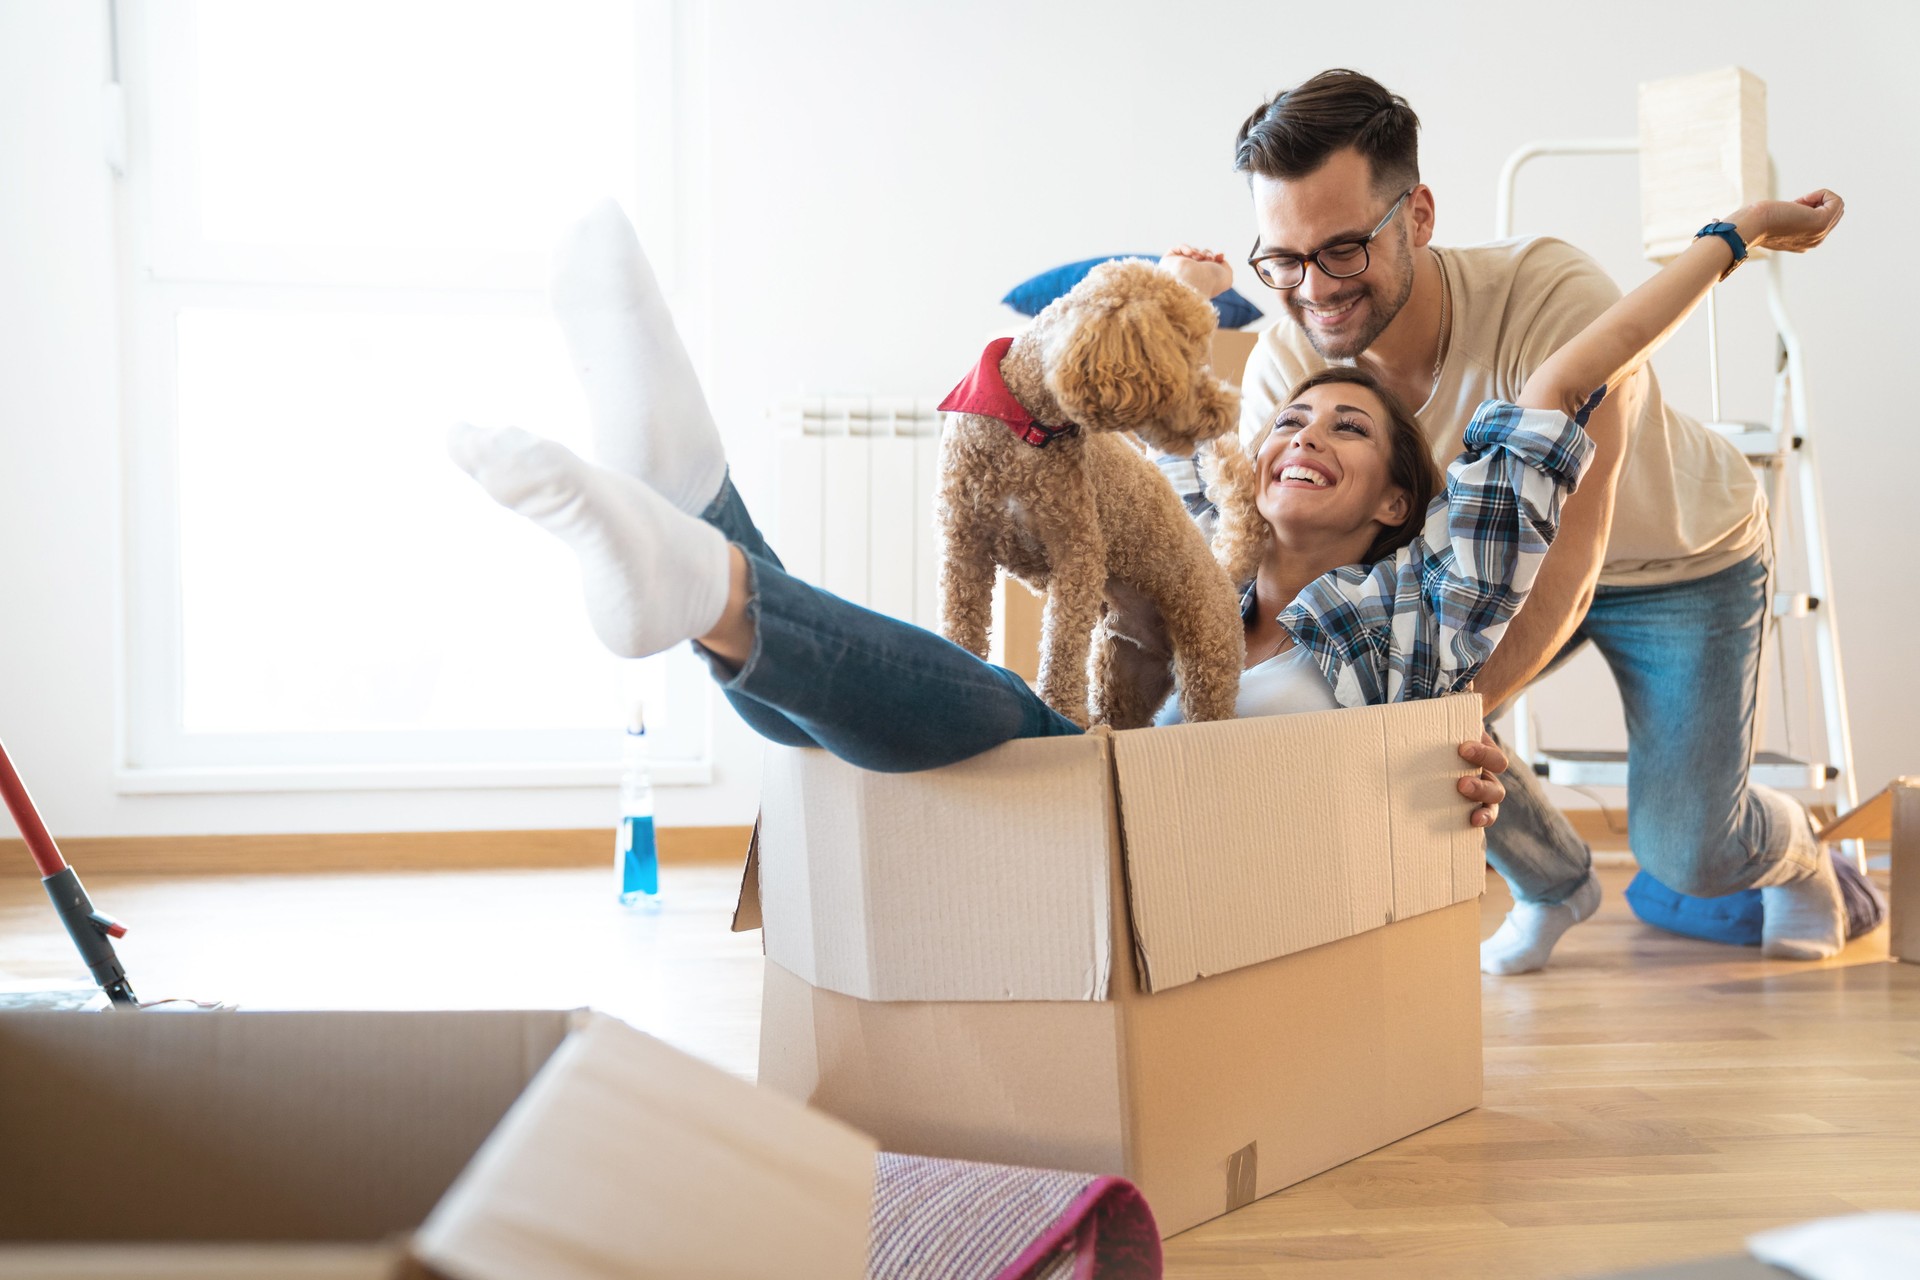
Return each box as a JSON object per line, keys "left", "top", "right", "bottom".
{"left": 868, "top": 1152, "right": 1161, "bottom": 1279}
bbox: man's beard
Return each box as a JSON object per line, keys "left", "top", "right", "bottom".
{"left": 1287, "top": 239, "right": 1416, "bottom": 361}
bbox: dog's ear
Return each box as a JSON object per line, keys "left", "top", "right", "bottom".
{"left": 1182, "top": 374, "right": 1241, "bottom": 448}
{"left": 1044, "top": 297, "right": 1186, "bottom": 434}
{"left": 1201, "top": 429, "right": 1268, "bottom": 590}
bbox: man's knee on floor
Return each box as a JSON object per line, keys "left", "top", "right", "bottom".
{"left": 1640, "top": 860, "right": 1741, "bottom": 898}
{"left": 1629, "top": 792, "right": 1783, "bottom": 896}
{"left": 1629, "top": 824, "right": 1756, "bottom": 897}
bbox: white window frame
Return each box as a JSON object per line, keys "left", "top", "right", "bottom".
{"left": 113, "top": 0, "right": 711, "bottom": 794}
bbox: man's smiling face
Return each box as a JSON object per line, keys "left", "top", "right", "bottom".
{"left": 1250, "top": 147, "right": 1422, "bottom": 360}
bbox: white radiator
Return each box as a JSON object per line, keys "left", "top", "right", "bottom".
{"left": 772, "top": 396, "right": 946, "bottom": 629}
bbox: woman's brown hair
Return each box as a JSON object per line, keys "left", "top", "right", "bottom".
{"left": 1205, "top": 363, "right": 1442, "bottom": 587}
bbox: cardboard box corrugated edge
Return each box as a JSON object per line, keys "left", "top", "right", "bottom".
{"left": 414, "top": 1012, "right": 876, "bottom": 1280}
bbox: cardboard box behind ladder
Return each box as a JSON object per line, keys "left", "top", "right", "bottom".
{"left": 739, "top": 694, "right": 1487, "bottom": 1237}
{"left": 1821, "top": 778, "right": 1920, "bottom": 962}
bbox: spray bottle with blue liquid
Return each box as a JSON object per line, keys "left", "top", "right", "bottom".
{"left": 617, "top": 704, "right": 660, "bottom": 909}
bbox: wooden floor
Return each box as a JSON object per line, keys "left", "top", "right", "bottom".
{"left": 3, "top": 861, "right": 1915, "bottom": 1278}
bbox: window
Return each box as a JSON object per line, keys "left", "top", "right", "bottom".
{"left": 117, "top": 0, "right": 705, "bottom": 791}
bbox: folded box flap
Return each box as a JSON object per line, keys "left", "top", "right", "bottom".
{"left": 414, "top": 1014, "right": 876, "bottom": 1280}
{"left": 1110, "top": 694, "right": 1484, "bottom": 992}
{"left": 1819, "top": 779, "right": 1918, "bottom": 844}
{"left": 730, "top": 816, "right": 762, "bottom": 934}
{"left": 757, "top": 734, "right": 1116, "bottom": 1002}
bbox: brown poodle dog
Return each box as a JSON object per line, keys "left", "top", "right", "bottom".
{"left": 935, "top": 259, "right": 1263, "bottom": 728}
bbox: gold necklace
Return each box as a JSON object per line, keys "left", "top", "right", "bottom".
{"left": 1431, "top": 247, "right": 1452, "bottom": 385}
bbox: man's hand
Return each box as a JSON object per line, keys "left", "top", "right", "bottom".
{"left": 1458, "top": 732, "right": 1508, "bottom": 829}
{"left": 1732, "top": 189, "right": 1844, "bottom": 255}
{"left": 1159, "top": 245, "right": 1234, "bottom": 299}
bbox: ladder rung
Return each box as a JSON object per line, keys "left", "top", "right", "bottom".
{"left": 1706, "top": 421, "right": 1802, "bottom": 458}
{"left": 1773, "top": 592, "right": 1821, "bottom": 618}
{"left": 1530, "top": 749, "right": 1836, "bottom": 790}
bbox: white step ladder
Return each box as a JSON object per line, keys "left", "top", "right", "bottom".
{"left": 1494, "top": 140, "right": 1860, "bottom": 853}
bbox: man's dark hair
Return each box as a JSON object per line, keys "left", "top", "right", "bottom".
{"left": 1234, "top": 69, "right": 1420, "bottom": 194}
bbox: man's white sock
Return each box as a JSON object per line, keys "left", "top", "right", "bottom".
{"left": 448, "top": 422, "right": 729, "bottom": 658}
{"left": 1757, "top": 791, "right": 1846, "bottom": 960}
{"left": 1480, "top": 873, "right": 1602, "bottom": 976}
{"left": 550, "top": 199, "right": 728, "bottom": 515}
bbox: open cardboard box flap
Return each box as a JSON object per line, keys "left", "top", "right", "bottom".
{"left": 1818, "top": 777, "right": 1918, "bottom": 843}
{"left": 415, "top": 1013, "right": 875, "bottom": 1280}
{"left": 740, "top": 694, "right": 1485, "bottom": 1002}
{"left": 1112, "top": 695, "right": 1485, "bottom": 991}
{"left": 1819, "top": 777, "right": 1918, "bottom": 963}
{"left": 752, "top": 732, "right": 1116, "bottom": 1002}
{"left": 0, "top": 1010, "right": 875, "bottom": 1280}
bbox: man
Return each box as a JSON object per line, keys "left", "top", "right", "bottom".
{"left": 1164, "top": 69, "right": 1843, "bottom": 973}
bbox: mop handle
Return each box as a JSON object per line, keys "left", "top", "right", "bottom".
{"left": 0, "top": 733, "right": 137, "bottom": 1004}
{"left": 0, "top": 735, "right": 68, "bottom": 878}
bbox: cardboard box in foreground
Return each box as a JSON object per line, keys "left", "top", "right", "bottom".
{"left": 0, "top": 1009, "right": 874, "bottom": 1279}
{"left": 740, "top": 694, "right": 1487, "bottom": 1236}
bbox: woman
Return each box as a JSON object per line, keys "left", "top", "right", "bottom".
{"left": 447, "top": 192, "right": 1840, "bottom": 830}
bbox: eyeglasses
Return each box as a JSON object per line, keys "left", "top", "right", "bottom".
{"left": 1247, "top": 188, "right": 1414, "bottom": 291}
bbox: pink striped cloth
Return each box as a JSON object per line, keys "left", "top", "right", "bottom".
{"left": 868, "top": 1152, "right": 1161, "bottom": 1280}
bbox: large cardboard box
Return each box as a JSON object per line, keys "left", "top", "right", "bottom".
{"left": 1821, "top": 778, "right": 1919, "bottom": 962}
{"left": 1638, "top": 67, "right": 1769, "bottom": 261}
{"left": 740, "top": 694, "right": 1487, "bottom": 1236}
{"left": 0, "top": 1009, "right": 874, "bottom": 1279}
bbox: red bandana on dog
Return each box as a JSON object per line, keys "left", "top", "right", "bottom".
{"left": 937, "top": 337, "right": 1078, "bottom": 448}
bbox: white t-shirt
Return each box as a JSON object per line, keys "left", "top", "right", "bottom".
{"left": 1154, "top": 644, "right": 1339, "bottom": 726}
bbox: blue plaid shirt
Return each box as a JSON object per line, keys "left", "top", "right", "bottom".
{"left": 1162, "top": 399, "right": 1596, "bottom": 708}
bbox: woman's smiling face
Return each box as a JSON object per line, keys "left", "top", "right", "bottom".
{"left": 1254, "top": 380, "right": 1411, "bottom": 549}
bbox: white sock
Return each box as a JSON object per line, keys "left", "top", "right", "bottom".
{"left": 1759, "top": 796, "right": 1845, "bottom": 960}
{"left": 550, "top": 199, "right": 728, "bottom": 515}
{"left": 448, "top": 422, "right": 729, "bottom": 659}
{"left": 1480, "top": 873, "right": 1602, "bottom": 976}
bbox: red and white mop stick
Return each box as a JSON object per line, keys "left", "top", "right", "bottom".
{"left": 0, "top": 735, "right": 138, "bottom": 1006}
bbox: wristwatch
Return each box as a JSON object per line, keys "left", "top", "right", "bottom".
{"left": 1695, "top": 220, "right": 1748, "bottom": 281}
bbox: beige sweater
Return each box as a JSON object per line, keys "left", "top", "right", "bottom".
{"left": 1238, "top": 236, "right": 1766, "bottom": 588}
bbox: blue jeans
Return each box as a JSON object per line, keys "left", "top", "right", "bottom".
{"left": 694, "top": 474, "right": 1080, "bottom": 771}
{"left": 1486, "top": 548, "right": 1812, "bottom": 903}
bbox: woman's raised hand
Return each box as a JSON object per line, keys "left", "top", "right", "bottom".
{"left": 1159, "top": 244, "right": 1235, "bottom": 299}
{"left": 1735, "top": 189, "right": 1845, "bottom": 254}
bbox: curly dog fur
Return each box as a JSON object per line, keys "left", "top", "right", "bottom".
{"left": 935, "top": 259, "right": 1260, "bottom": 728}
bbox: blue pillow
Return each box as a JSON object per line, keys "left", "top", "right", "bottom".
{"left": 1623, "top": 850, "right": 1885, "bottom": 947}
{"left": 1002, "top": 254, "right": 1265, "bottom": 330}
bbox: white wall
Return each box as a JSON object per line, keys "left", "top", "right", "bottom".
{"left": 3, "top": 0, "right": 1915, "bottom": 839}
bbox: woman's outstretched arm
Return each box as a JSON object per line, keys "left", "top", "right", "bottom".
{"left": 1517, "top": 190, "right": 1844, "bottom": 420}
